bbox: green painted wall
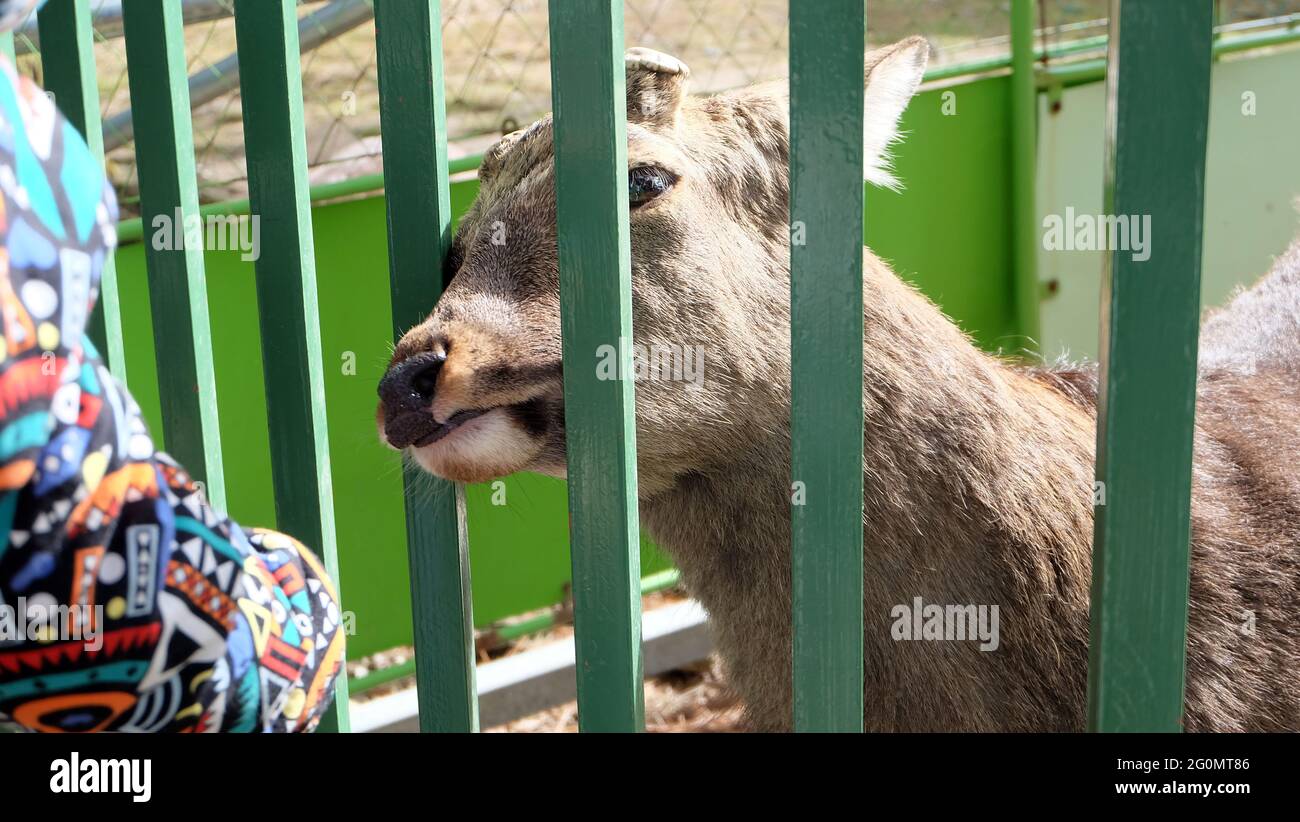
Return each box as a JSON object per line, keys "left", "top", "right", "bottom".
{"left": 1037, "top": 45, "right": 1300, "bottom": 361}
{"left": 868, "top": 75, "right": 1018, "bottom": 351}
{"left": 109, "top": 75, "right": 1016, "bottom": 658}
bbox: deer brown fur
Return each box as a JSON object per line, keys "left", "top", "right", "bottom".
{"left": 377, "top": 37, "right": 1300, "bottom": 731}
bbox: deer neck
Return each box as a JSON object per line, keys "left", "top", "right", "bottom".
{"left": 645, "top": 251, "right": 1095, "bottom": 590}
{"left": 637, "top": 251, "right": 1096, "bottom": 726}
{"left": 854, "top": 252, "right": 1096, "bottom": 609}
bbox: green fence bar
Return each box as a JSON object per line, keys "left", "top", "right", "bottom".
{"left": 38, "top": 0, "right": 128, "bottom": 381}
{"left": 121, "top": 0, "right": 225, "bottom": 511}
{"left": 232, "top": 0, "right": 349, "bottom": 733}
{"left": 789, "top": 0, "right": 866, "bottom": 732}
{"left": 374, "top": 0, "right": 478, "bottom": 733}
{"left": 1009, "top": 0, "right": 1040, "bottom": 348}
{"left": 0, "top": 31, "right": 12, "bottom": 62}
{"left": 548, "top": 0, "right": 645, "bottom": 732}
{"left": 1087, "top": 0, "right": 1213, "bottom": 733}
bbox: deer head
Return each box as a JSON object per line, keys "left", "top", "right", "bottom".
{"left": 377, "top": 38, "right": 930, "bottom": 496}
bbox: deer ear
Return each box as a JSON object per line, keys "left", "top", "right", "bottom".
{"left": 862, "top": 36, "right": 929, "bottom": 190}
{"left": 626, "top": 47, "right": 690, "bottom": 126}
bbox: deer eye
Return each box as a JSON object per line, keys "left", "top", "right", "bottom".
{"left": 628, "top": 166, "right": 675, "bottom": 207}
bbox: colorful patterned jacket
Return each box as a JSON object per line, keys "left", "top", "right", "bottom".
{"left": 0, "top": 29, "right": 343, "bottom": 731}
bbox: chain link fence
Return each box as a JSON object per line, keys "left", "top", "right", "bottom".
{"left": 12, "top": 0, "right": 1300, "bottom": 212}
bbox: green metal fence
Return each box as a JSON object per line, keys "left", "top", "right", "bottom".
{"left": 1087, "top": 1, "right": 1212, "bottom": 732}
{"left": 33, "top": 0, "right": 1214, "bottom": 732}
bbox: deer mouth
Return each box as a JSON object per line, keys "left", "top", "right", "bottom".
{"left": 411, "top": 407, "right": 493, "bottom": 448}
{"left": 400, "top": 397, "right": 559, "bottom": 485}
{"left": 383, "top": 406, "right": 493, "bottom": 450}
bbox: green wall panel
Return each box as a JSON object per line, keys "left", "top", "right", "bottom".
{"left": 868, "top": 75, "right": 1018, "bottom": 352}
{"left": 1038, "top": 44, "right": 1300, "bottom": 362}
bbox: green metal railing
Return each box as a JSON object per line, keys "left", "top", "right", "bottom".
{"left": 120, "top": 0, "right": 226, "bottom": 512}
{"left": 788, "top": 0, "right": 865, "bottom": 732}
{"left": 374, "top": 0, "right": 477, "bottom": 733}
{"left": 548, "top": 0, "right": 646, "bottom": 733}
{"left": 231, "top": 0, "right": 350, "bottom": 734}
{"left": 30, "top": 0, "right": 1215, "bottom": 733}
{"left": 1087, "top": 1, "right": 1212, "bottom": 733}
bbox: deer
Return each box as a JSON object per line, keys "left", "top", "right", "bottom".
{"left": 377, "top": 37, "right": 1300, "bottom": 731}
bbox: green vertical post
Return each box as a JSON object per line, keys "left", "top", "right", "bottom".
{"left": 1087, "top": 0, "right": 1213, "bottom": 733}
{"left": 1009, "top": 0, "right": 1041, "bottom": 348}
{"left": 121, "top": 0, "right": 225, "bottom": 511}
{"left": 38, "top": 0, "right": 128, "bottom": 381}
{"left": 232, "top": 0, "right": 348, "bottom": 733}
{"left": 789, "top": 0, "right": 865, "bottom": 732}
{"left": 0, "top": 32, "right": 13, "bottom": 63}
{"left": 548, "top": 0, "right": 645, "bottom": 732}
{"left": 374, "top": 0, "right": 478, "bottom": 733}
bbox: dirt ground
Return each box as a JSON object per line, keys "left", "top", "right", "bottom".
{"left": 348, "top": 588, "right": 746, "bottom": 732}
{"left": 489, "top": 655, "right": 744, "bottom": 733}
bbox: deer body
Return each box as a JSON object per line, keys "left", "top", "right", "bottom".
{"left": 378, "top": 39, "right": 1300, "bottom": 731}
{"left": 641, "top": 249, "right": 1096, "bottom": 731}
{"left": 645, "top": 241, "right": 1300, "bottom": 731}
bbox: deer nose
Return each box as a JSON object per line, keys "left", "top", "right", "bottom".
{"left": 378, "top": 351, "right": 446, "bottom": 416}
